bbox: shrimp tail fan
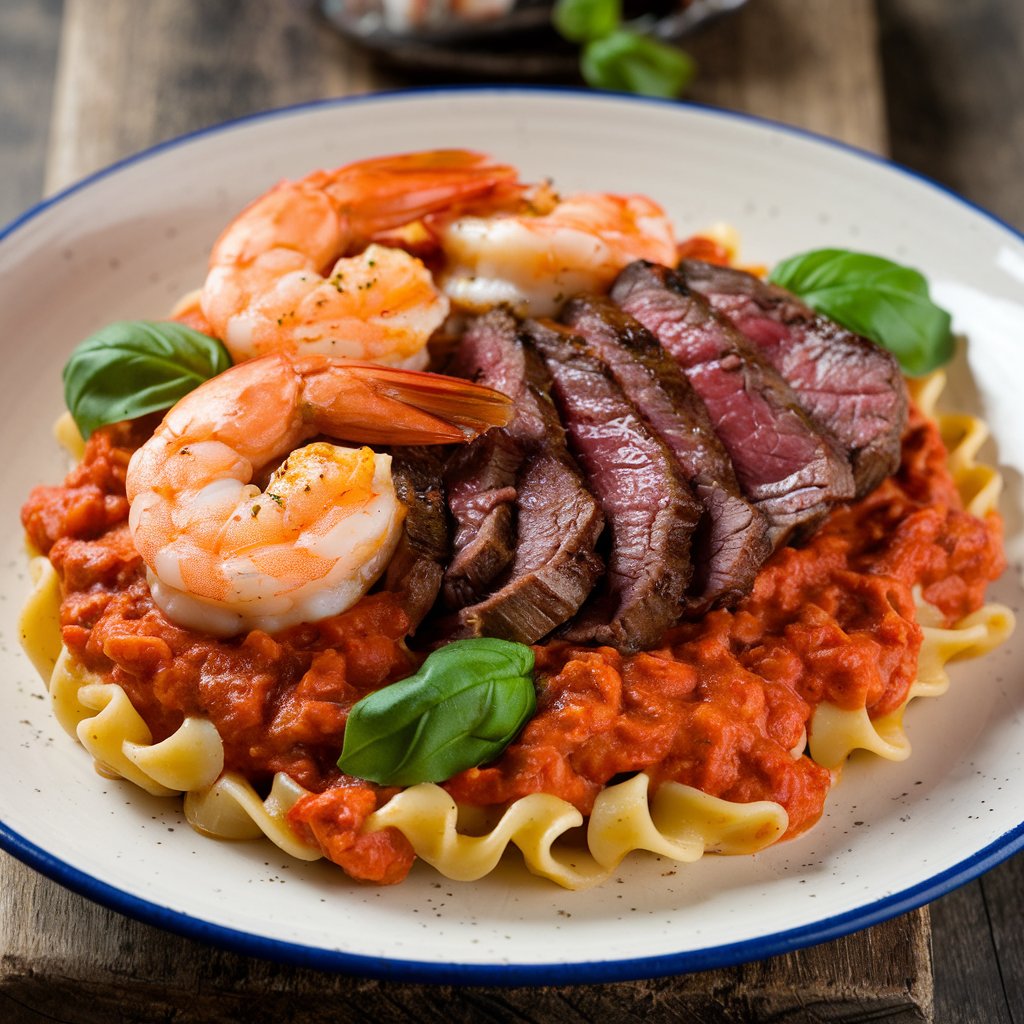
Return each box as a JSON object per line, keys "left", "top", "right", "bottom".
{"left": 301, "top": 358, "right": 513, "bottom": 446}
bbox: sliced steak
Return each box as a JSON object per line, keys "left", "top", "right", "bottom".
{"left": 440, "top": 344, "right": 604, "bottom": 644}
{"left": 560, "top": 295, "right": 770, "bottom": 610}
{"left": 679, "top": 259, "right": 907, "bottom": 496}
{"left": 612, "top": 261, "right": 854, "bottom": 548}
{"left": 442, "top": 432, "right": 519, "bottom": 608}
{"left": 441, "top": 310, "right": 528, "bottom": 608}
{"left": 452, "top": 449, "right": 606, "bottom": 643}
{"left": 384, "top": 447, "right": 449, "bottom": 631}
{"left": 526, "top": 318, "right": 701, "bottom": 653}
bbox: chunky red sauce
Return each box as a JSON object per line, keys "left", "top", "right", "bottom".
{"left": 21, "top": 407, "right": 1005, "bottom": 884}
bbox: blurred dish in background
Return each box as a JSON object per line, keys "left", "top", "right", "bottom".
{"left": 319, "top": 0, "right": 749, "bottom": 77}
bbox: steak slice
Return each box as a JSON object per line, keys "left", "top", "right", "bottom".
{"left": 679, "top": 259, "right": 907, "bottom": 496}
{"left": 441, "top": 310, "right": 527, "bottom": 608}
{"left": 526, "top": 318, "right": 701, "bottom": 653}
{"left": 612, "top": 262, "right": 855, "bottom": 548}
{"left": 440, "top": 344, "right": 604, "bottom": 644}
{"left": 451, "top": 449, "right": 606, "bottom": 643}
{"left": 560, "top": 295, "right": 770, "bottom": 611}
{"left": 442, "top": 431, "right": 519, "bottom": 608}
{"left": 384, "top": 447, "right": 449, "bottom": 631}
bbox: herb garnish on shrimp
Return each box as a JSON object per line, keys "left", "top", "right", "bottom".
{"left": 199, "top": 150, "right": 520, "bottom": 366}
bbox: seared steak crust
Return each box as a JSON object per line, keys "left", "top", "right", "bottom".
{"left": 384, "top": 447, "right": 449, "bottom": 631}
{"left": 679, "top": 259, "right": 907, "bottom": 496}
{"left": 611, "top": 262, "right": 854, "bottom": 548}
{"left": 441, "top": 343, "right": 604, "bottom": 644}
{"left": 442, "top": 431, "right": 519, "bottom": 608}
{"left": 560, "top": 295, "right": 771, "bottom": 611}
{"left": 441, "top": 311, "right": 526, "bottom": 608}
{"left": 526, "top": 318, "right": 701, "bottom": 653}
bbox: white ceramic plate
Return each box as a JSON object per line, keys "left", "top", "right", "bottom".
{"left": 2, "top": 89, "right": 1024, "bottom": 983}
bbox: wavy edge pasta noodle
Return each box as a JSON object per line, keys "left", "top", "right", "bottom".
{"left": 808, "top": 371, "right": 1015, "bottom": 770}
{"left": 19, "top": 369, "right": 1014, "bottom": 888}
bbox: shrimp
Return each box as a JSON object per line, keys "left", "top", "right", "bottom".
{"left": 125, "top": 354, "right": 511, "bottom": 637}
{"left": 200, "top": 150, "right": 521, "bottom": 366}
{"left": 437, "top": 190, "right": 678, "bottom": 317}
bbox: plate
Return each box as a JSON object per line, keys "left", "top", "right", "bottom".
{"left": 2, "top": 88, "right": 1024, "bottom": 984}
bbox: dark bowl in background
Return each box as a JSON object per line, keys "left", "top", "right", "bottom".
{"left": 319, "top": 0, "right": 749, "bottom": 79}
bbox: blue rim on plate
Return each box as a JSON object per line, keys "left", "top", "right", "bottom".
{"left": 2, "top": 85, "right": 1023, "bottom": 984}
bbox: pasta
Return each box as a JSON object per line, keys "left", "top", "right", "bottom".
{"left": 19, "top": 370, "right": 1013, "bottom": 888}
{"left": 364, "top": 773, "right": 787, "bottom": 889}
{"left": 807, "top": 372, "right": 1014, "bottom": 770}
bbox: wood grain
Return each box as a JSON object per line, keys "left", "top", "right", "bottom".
{"left": 0, "top": 1, "right": 940, "bottom": 1021}
{"left": 0, "top": 0, "right": 62, "bottom": 214}
{"left": 688, "top": 0, "right": 887, "bottom": 155}
{"left": 45, "top": 0, "right": 395, "bottom": 193}
{"left": 930, "top": 881, "right": 1011, "bottom": 1024}
{"left": 877, "top": 0, "right": 1024, "bottom": 228}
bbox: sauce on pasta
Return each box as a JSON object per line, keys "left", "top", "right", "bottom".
{"left": 20, "top": 405, "right": 1006, "bottom": 884}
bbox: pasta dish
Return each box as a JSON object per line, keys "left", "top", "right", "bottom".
{"left": 18, "top": 150, "right": 1014, "bottom": 890}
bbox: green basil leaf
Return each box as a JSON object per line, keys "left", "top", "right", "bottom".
{"left": 338, "top": 638, "right": 536, "bottom": 786}
{"left": 768, "top": 249, "right": 954, "bottom": 376}
{"left": 63, "top": 320, "right": 232, "bottom": 439}
{"left": 552, "top": 0, "right": 621, "bottom": 43}
{"left": 581, "top": 30, "right": 696, "bottom": 98}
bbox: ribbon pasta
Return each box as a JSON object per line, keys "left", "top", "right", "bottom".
{"left": 22, "top": 566, "right": 792, "bottom": 885}
{"left": 808, "top": 371, "right": 1015, "bottom": 770}
{"left": 18, "top": 369, "right": 1014, "bottom": 887}
{"left": 808, "top": 601, "right": 1014, "bottom": 768}
{"left": 365, "top": 773, "right": 787, "bottom": 890}
{"left": 22, "top": 563, "right": 791, "bottom": 885}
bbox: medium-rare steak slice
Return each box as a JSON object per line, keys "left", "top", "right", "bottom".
{"left": 612, "top": 262, "right": 855, "bottom": 548}
{"left": 451, "top": 448, "right": 606, "bottom": 643}
{"left": 384, "top": 447, "right": 449, "bottom": 631}
{"left": 679, "top": 259, "right": 907, "bottom": 496}
{"left": 442, "top": 431, "right": 519, "bottom": 608}
{"left": 526, "top": 318, "right": 702, "bottom": 653}
{"left": 441, "top": 310, "right": 528, "bottom": 608}
{"left": 560, "top": 295, "right": 771, "bottom": 611}
{"left": 440, "top": 344, "right": 604, "bottom": 644}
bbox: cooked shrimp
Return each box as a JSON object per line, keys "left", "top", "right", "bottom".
{"left": 125, "top": 354, "right": 511, "bottom": 637}
{"left": 438, "top": 191, "right": 678, "bottom": 317}
{"left": 200, "top": 150, "right": 520, "bottom": 366}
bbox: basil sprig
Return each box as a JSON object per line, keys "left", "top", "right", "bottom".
{"left": 63, "top": 320, "right": 232, "bottom": 439}
{"left": 338, "top": 638, "right": 536, "bottom": 787}
{"left": 768, "top": 249, "right": 954, "bottom": 376}
{"left": 553, "top": 0, "right": 696, "bottom": 99}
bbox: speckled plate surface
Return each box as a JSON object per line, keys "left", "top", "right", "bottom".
{"left": 2, "top": 89, "right": 1024, "bottom": 984}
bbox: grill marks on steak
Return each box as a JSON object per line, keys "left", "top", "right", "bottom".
{"left": 526, "top": 319, "right": 701, "bottom": 653}
{"left": 442, "top": 342, "right": 605, "bottom": 644}
{"left": 611, "top": 262, "right": 854, "bottom": 548}
{"left": 559, "top": 296, "right": 771, "bottom": 610}
{"left": 679, "top": 259, "right": 907, "bottom": 497}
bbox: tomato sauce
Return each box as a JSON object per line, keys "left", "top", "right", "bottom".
{"left": 21, "top": 406, "right": 1005, "bottom": 884}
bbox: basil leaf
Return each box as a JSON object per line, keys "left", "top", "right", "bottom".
{"left": 768, "top": 249, "right": 954, "bottom": 376}
{"left": 338, "top": 638, "right": 536, "bottom": 786}
{"left": 552, "top": 0, "right": 621, "bottom": 43}
{"left": 581, "top": 30, "right": 696, "bottom": 98}
{"left": 63, "top": 320, "right": 232, "bottom": 438}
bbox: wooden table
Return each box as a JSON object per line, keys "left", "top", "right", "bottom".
{"left": 1, "top": 2, "right": 1022, "bottom": 1021}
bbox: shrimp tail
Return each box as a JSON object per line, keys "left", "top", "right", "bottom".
{"left": 336, "top": 149, "right": 523, "bottom": 245}
{"left": 299, "top": 358, "right": 512, "bottom": 446}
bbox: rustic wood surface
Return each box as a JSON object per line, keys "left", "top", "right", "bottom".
{"left": 0, "top": 0, "right": 1020, "bottom": 1021}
